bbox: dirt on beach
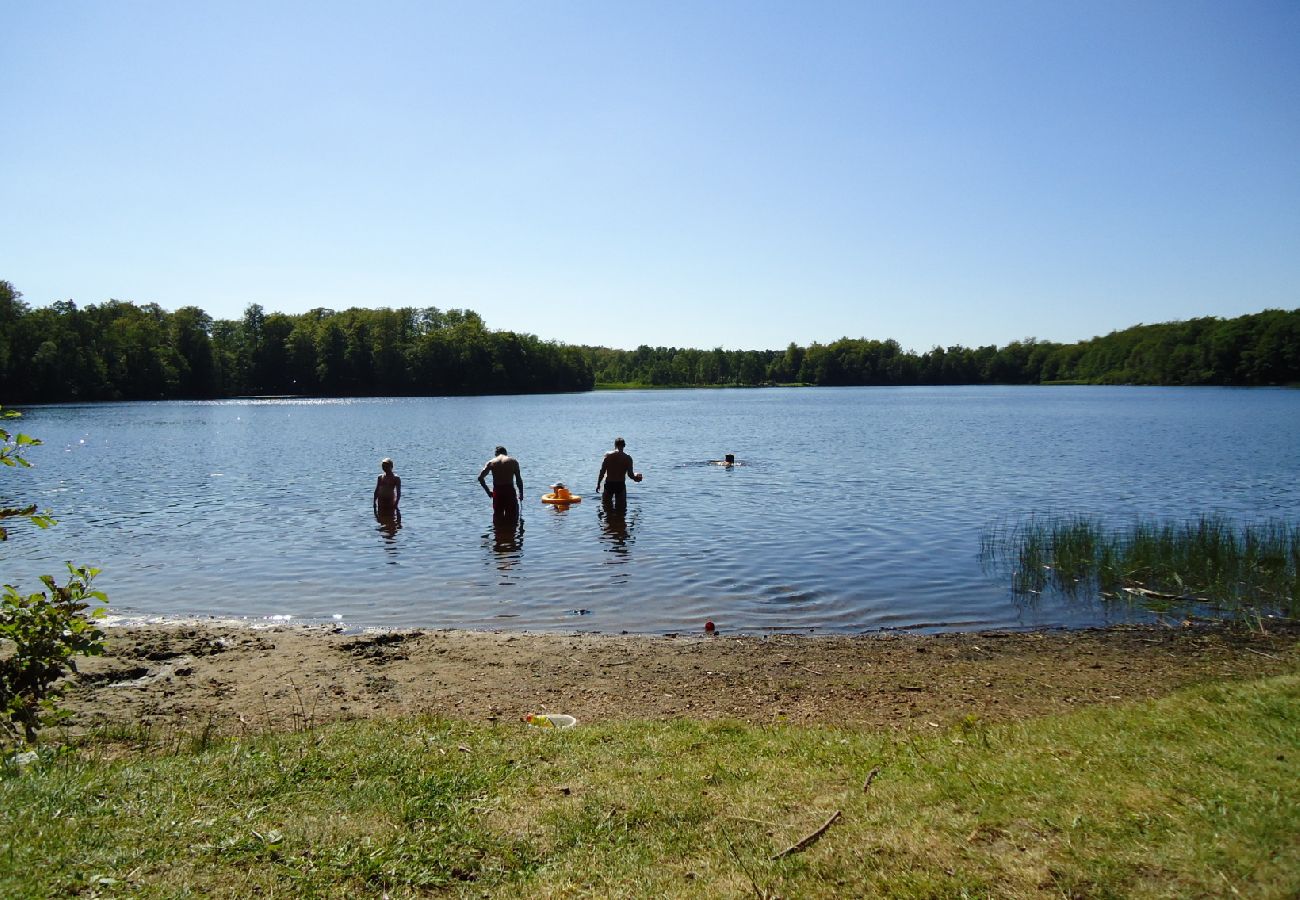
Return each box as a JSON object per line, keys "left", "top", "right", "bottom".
{"left": 63, "top": 619, "right": 1300, "bottom": 738}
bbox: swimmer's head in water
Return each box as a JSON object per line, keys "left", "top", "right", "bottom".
{"left": 495, "top": 445, "right": 507, "bottom": 456}
{"left": 614, "top": 437, "right": 625, "bottom": 449}
{"left": 381, "top": 457, "right": 394, "bottom": 472}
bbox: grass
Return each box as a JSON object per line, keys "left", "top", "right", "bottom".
{"left": 982, "top": 514, "right": 1300, "bottom": 619}
{"left": 3, "top": 673, "right": 1298, "bottom": 897}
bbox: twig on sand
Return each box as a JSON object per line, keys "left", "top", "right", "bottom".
{"left": 1244, "top": 647, "right": 1282, "bottom": 661}
{"left": 863, "top": 767, "right": 881, "bottom": 792}
{"left": 771, "top": 809, "right": 842, "bottom": 860}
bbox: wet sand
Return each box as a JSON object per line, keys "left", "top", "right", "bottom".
{"left": 64, "top": 619, "right": 1300, "bottom": 736}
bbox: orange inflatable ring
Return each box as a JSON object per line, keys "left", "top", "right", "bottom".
{"left": 542, "top": 491, "right": 582, "bottom": 504}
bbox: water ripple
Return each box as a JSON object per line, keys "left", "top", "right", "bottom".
{"left": 10, "top": 387, "right": 1300, "bottom": 633}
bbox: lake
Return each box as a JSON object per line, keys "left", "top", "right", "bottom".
{"left": 5, "top": 387, "right": 1298, "bottom": 634}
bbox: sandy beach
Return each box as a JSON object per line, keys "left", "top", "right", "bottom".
{"left": 64, "top": 618, "right": 1300, "bottom": 737}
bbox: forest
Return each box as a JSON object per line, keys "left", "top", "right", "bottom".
{"left": 0, "top": 281, "right": 593, "bottom": 402}
{"left": 585, "top": 309, "right": 1300, "bottom": 388}
{"left": 1, "top": 279, "right": 1296, "bottom": 403}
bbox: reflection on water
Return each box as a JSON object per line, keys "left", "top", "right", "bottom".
{"left": 10, "top": 388, "right": 1300, "bottom": 634}
{"left": 484, "top": 515, "right": 525, "bottom": 581}
{"left": 597, "top": 507, "right": 636, "bottom": 590}
{"left": 374, "top": 508, "right": 402, "bottom": 556}
{"left": 598, "top": 508, "right": 636, "bottom": 556}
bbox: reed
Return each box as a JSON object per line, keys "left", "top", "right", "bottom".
{"left": 982, "top": 515, "right": 1300, "bottom": 618}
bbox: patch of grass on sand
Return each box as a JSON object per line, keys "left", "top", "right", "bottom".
{"left": 3, "top": 674, "right": 1298, "bottom": 897}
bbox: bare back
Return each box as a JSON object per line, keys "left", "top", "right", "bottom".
{"left": 481, "top": 454, "right": 522, "bottom": 491}
{"left": 600, "top": 449, "right": 635, "bottom": 484}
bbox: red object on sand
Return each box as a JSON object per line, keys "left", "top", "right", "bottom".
{"left": 704, "top": 620, "right": 716, "bottom": 632}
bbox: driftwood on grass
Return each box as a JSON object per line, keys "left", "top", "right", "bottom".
{"left": 771, "top": 810, "right": 842, "bottom": 860}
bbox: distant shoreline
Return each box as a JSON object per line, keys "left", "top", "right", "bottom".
{"left": 12, "top": 382, "right": 1300, "bottom": 410}
{"left": 4, "top": 283, "right": 1296, "bottom": 404}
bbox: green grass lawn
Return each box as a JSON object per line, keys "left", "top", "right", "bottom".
{"left": 4, "top": 673, "right": 1298, "bottom": 898}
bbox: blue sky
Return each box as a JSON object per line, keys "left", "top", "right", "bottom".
{"left": 2, "top": 1, "right": 1297, "bottom": 351}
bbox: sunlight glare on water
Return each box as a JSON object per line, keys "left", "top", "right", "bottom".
{"left": 6, "top": 387, "right": 1299, "bottom": 633}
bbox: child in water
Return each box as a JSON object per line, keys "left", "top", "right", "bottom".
{"left": 373, "top": 457, "right": 401, "bottom": 514}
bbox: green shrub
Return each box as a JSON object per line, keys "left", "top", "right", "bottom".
{"left": 0, "top": 406, "right": 106, "bottom": 746}
{"left": 0, "top": 565, "right": 106, "bottom": 744}
{"left": 0, "top": 407, "right": 55, "bottom": 539}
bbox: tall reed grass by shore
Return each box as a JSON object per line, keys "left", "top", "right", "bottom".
{"left": 982, "top": 515, "right": 1300, "bottom": 618}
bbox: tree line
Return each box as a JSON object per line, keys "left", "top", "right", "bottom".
{"left": 1, "top": 279, "right": 1296, "bottom": 403}
{"left": 0, "top": 281, "right": 594, "bottom": 402}
{"left": 584, "top": 309, "right": 1300, "bottom": 387}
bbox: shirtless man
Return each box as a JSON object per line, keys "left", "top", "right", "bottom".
{"left": 478, "top": 445, "right": 524, "bottom": 522}
{"left": 596, "top": 436, "right": 642, "bottom": 514}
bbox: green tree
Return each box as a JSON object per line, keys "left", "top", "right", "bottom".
{"left": 369, "top": 308, "right": 412, "bottom": 394}
{"left": 314, "top": 319, "right": 348, "bottom": 395}
{"left": 0, "top": 409, "right": 54, "bottom": 540}
{"left": 171, "top": 306, "right": 217, "bottom": 397}
{"left": 284, "top": 319, "right": 319, "bottom": 393}
{"left": 0, "top": 281, "right": 28, "bottom": 384}
{"left": 0, "top": 407, "right": 106, "bottom": 745}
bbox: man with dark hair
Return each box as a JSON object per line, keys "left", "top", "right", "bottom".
{"left": 596, "top": 436, "right": 642, "bottom": 514}
{"left": 479, "top": 445, "right": 524, "bottom": 522}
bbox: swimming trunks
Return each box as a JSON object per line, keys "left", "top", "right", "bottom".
{"left": 601, "top": 482, "right": 627, "bottom": 513}
{"left": 493, "top": 488, "right": 519, "bottom": 519}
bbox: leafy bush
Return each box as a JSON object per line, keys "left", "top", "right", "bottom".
{"left": 0, "top": 408, "right": 55, "bottom": 539}
{"left": 1, "top": 566, "right": 106, "bottom": 744}
{"left": 0, "top": 406, "right": 106, "bottom": 746}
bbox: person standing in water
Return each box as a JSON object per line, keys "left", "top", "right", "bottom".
{"left": 596, "top": 436, "right": 642, "bottom": 514}
{"left": 373, "top": 457, "right": 401, "bottom": 515}
{"left": 479, "top": 445, "right": 524, "bottom": 522}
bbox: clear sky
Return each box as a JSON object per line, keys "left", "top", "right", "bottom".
{"left": 2, "top": 2, "right": 1297, "bottom": 351}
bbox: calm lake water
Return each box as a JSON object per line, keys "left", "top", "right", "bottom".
{"left": 6, "top": 387, "right": 1299, "bottom": 634}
